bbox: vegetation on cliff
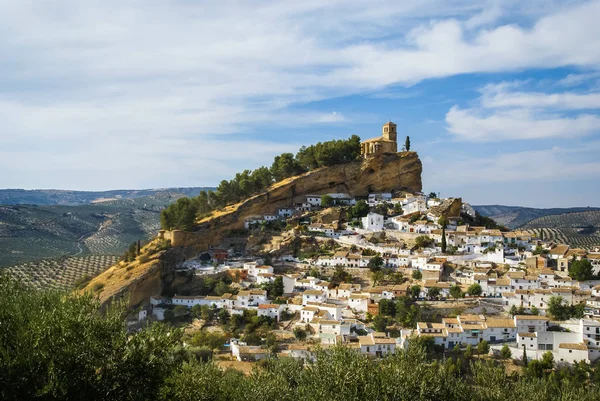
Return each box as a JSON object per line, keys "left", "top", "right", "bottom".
{"left": 160, "top": 136, "right": 361, "bottom": 230}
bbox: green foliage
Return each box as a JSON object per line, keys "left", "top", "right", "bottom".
{"left": 188, "top": 331, "right": 227, "bottom": 351}
{"left": 405, "top": 135, "right": 411, "bottom": 151}
{"left": 449, "top": 285, "right": 463, "bottom": 300}
{"left": 270, "top": 153, "right": 304, "bottom": 182}
{"left": 427, "top": 286, "right": 441, "bottom": 300}
{"left": 368, "top": 255, "right": 384, "bottom": 272}
{"left": 461, "top": 211, "right": 509, "bottom": 231}
{"left": 262, "top": 276, "right": 284, "bottom": 298}
{"left": 0, "top": 275, "right": 182, "bottom": 401}
{"left": 569, "top": 258, "right": 594, "bottom": 281}
{"left": 5, "top": 273, "right": 600, "bottom": 401}
{"left": 121, "top": 239, "right": 143, "bottom": 262}
{"left": 477, "top": 340, "right": 490, "bottom": 356}
{"left": 321, "top": 194, "right": 334, "bottom": 207}
{"left": 467, "top": 283, "right": 482, "bottom": 296}
{"left": 547, "top": 296, "right": 585, "bottom": 320}
{"left": 371, "top": 314, "right": 390, "bottom": 332}
{"left": 378, "top": 296, "right": 421, "bottom": 327}
{"left": 500, "top": 344, "right": 512, "bottom": 359}
{"left": 293, "top": 327, "right": 307, "bottom": 341}
{"left": 409, "top": 285, "right": 421, "bottom": 299}
{"left": 295, "top": 135, "right": 361, "bottom": 171}
{"left": 161, "top": 136, "right": 361, "bottom": 230}
{"left": 441, "top": 227, "right": 447, "bottom": 253}
{"left": 347, "top": 200, "right": 370, "bottom": 220}
{"left": 464, "top": 344, "right": 474, "bottom": 359}
{"left": 411, "top": 270, "right": 422, "bottom": 280}
{"left": 330, "top": 266, "right": 353, "bottom": 286}
{"left": 414, "top": 235, "right": 434, "bottom": 249}
{"left": 393, "top": 203, "right": 404, "bottom": 215}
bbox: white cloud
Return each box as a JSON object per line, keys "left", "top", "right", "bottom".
{"left": 427, "top": 146, "right": 600, "bottom": 187}
{"left": 1, "top": 0, "right": 600, "bottom": 188}
{"left": 445, "top": 78, "right": 600, "bottom": 142}
{"left": 446, "top": 107, "right": 600, "bottom": 141}
{"left": 480, "top": 84, "right": 600, "bottom": 109}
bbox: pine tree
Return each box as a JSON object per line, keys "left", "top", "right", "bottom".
{"left": 441, "top": 227, "right": 447, "bottom": 253}
{"left": 405, "top": 136, "right": 411, "bottom": 151}
{"left": 522, "top": 345, "right": 528, "bottom": 367}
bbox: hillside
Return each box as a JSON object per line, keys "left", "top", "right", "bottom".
{"left": 473, "top": 205, "right": 600, "bottom": 229}
{"left": 84, "top": 151, "right": 423, "bottom": 305}
{"left": 0, "top": 187, "right": 209, "bottom": 205}
{"left": 0, "top": 189, "right": 213, "bottom": 267}
{"left": 520, "top": 210, "right": 600, "bottom": 249}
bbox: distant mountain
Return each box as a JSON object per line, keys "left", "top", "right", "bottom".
{"left": 0, "top": 188, "right": 214, "bottom": 268}
{"left": 0, "top": 187, "right": 213, "bottom": 206}
{"left": 473, "top": 205, "right": 600, "bottom": 229}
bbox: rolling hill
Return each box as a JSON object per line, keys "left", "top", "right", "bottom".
{"left": 473, "top": 205, "right": 600, "bottom": 229}
{"left": 0, "top": 188, "right": 212, "bottom": 270}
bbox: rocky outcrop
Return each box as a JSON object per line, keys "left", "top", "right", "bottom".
{"left": 90, "top": 151, "right": 422, "bottom": 307}
{"left": 165, "top": 151, "right": 422, "bottom": 256}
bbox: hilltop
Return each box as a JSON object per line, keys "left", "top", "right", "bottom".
{"left": 83, "top": 151, "right": 423, "bottom": 305}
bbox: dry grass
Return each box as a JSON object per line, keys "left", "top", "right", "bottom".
{"left": 79, "top": 240, "right": 164, "bottom": 302}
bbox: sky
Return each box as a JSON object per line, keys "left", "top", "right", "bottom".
{"left": 1, "top": 0, "right": 600, "bottom": 208}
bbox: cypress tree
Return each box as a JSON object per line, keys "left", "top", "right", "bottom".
{"left": 405, "top": 136, "right": 411, "bottom": 151}
{"left": 441, "top": 227, "right": 447, "bottom": 253}
{"left": 137, "top": 239, "right": 141, "bottom": 255}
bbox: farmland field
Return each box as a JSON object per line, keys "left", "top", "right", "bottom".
{"left": 5, "top": 255, "right": 119, "bottom": 290}
{"left": 0, "top": 187, "right": 212, "bottom": 288}
{"left": 522, "top": 210, "right": 600, "bottom": 249}
{"left": 524, "top": 228, "right": 600, "bottom": 249}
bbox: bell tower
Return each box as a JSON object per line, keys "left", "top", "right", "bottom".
{"left": 382, "top": 121, "right": 397, "bottom": 142}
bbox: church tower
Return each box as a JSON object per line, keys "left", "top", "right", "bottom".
{"left": 382, "top": 121, "right": 397, "bottom": 142}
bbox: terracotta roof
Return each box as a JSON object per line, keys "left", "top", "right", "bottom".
{"left": 519, "top": 332, "right": 537, "bottom": 338}
{"left": 494, "top": 278, "right": 511, "bottom": 286}
{"left": 485, "top": 318, "right": 516, "bottom": 328}
{"left": 258, "top": 303, "right": 279, "bottom": 309}
{"left": 549, "top": 245, "right": 570, "bottom": 256}
{"left": 515, "top": 315, "right": 548, "bottom": 320}
{"left": 559, "top": 342, "right": 588, "bottom": 351}
{"left": 358, "top": 335, "right": 375, "bottom": 345}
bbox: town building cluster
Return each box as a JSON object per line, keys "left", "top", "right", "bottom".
{"left": 147, "top": 176, "right": 600, "bottom": 365}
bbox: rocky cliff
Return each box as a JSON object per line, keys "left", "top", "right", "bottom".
{"left": 163, "top": 151, "right": 422, "bottom": 257}
{"left": 87, "top": 151, "right": 422, "bottom": 307}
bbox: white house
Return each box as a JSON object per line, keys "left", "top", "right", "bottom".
{"left": 358, "top": 332, "right": 397, "bottom": 357}
{"left": 257, "top": 303, "right": 283, "bottom": 321}
{"left": 302, "top": 289, "right": 327, "bottom": 305}
{"left": 362, "top": 212, "right": 385, "bottom": 231}
{"left": 278, "top": 208, "right": 295, "bottom": 217}
{"left": 306, "top": 195, "right": 322, "bottom": 207}
{"left": 348, "top": 294, "right": 370, "bottom": 312}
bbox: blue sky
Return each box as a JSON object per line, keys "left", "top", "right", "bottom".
{"left": 1, "top": 0, "right": 600, "bottom": 207}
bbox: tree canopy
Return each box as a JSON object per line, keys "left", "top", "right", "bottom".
{"left": 161, "top": 135, "right": 362, "bottom": 230}
{"left": 2, "top": 273, "right": 600, "bottom": 401}
{"left": 569, "top": 259, "right": 594, "bottom": 281}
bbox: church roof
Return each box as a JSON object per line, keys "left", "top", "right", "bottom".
{"left": 362, "top": 136, "right": 396, "bottom": 143}
{"left": 384, "top": 121, "right": 397, "bottom": 126}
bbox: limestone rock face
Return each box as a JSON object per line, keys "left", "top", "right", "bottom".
{"left": 172, "top": 151, "right": 422, "bottom": 255}
{"left": 94, "top": 152, "right": 423, "bottom": 307}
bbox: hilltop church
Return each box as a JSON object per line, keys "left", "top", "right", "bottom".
{"left": 360, "top": 122, "right": 398, "bottom": 158}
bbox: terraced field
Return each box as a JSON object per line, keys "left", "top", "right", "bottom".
{"left": 524, "top": 228, "right": 600, "bottom": 249}
{"left": 5, "top": 255, "right": 119, "bottom": 290}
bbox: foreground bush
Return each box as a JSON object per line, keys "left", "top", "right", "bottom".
{"left": 2, "top": 274, "right": 600, "bottom": 401}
